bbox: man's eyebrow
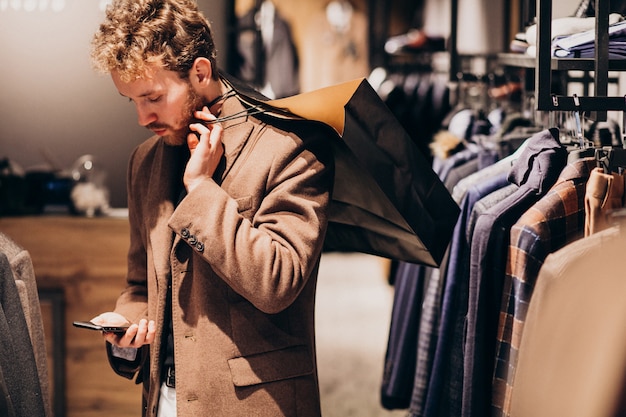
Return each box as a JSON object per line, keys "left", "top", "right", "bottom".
{"left": 118, "top": 90, "right": 156, "bottom": 99}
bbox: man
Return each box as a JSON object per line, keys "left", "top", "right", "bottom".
{"left": 89, "top": 1, "right": 334, "bottom": 416}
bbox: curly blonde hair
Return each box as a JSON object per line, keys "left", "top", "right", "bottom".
{"left": 91, "top": 0, "right": 218, "bottom": 82}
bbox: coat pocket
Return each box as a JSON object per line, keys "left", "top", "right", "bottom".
{"left": 228, "top": 345, "right": 314, "bottom": 387}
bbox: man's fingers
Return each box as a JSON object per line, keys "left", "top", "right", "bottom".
{"left": 188, "top": 123, "right": 212, "bottom": 154}
{"left": 207, "top": 121, "right": 223, "bottom": 150}
{"left": 103, "top": 319, "right": 155, "bottom": 347}
{"left": 145, "top": 320, "right": 157, "bottom": 344}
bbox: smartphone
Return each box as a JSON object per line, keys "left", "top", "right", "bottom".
{"left": 73, "top": 320, "right": 129, "bottom": 334}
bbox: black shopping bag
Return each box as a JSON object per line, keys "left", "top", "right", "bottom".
{"left": 226, "top": 74, "right": 459, "bottom": 267}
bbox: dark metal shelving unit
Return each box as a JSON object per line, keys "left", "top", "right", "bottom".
{"left": 535, "top": 0, "right": 624, "bottom": 117}
{"left": 498, "top": 53, "right": 626, "bottom": 72}
{"left": 535, "top": 0, "right": 626, "bottom": 121}
{"left": 498, "top": 0, "right": 626, "bottom": 119}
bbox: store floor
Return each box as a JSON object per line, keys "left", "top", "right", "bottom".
{"left": 316, "top": 252, "right": 407, "bottom": 417}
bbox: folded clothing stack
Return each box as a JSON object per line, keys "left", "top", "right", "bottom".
{"left": 552, "top": 19, "right": 626, "bottom": 58}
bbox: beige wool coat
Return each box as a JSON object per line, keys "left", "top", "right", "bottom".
{"left": 106, "top": 89, "right": 334, "bottom": 417}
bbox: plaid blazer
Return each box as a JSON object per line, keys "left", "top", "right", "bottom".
{"left": 492, "top": 158, "right": 596, "bottom": 416}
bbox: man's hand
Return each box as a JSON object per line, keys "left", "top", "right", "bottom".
{"left": 91, "top": 312, "right": 156, "bottom": 348}
{"left": 184, "top": 106, "right": 224, "bottom": 193}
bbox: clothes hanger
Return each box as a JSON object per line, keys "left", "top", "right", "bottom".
{"left": 595, "top": 146, "right": 626, "bottom": 173}
{"left": 595, "top": 98, "right": 626, "bottom": 173}
{"left": 555, "top": 94, "right": 595, "bottom": 162}
{"left": 573, "top": 95, "right": 586, "bottom": 148}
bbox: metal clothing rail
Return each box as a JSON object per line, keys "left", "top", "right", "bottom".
{"left": 535, "top": 0, "right": 625, "bottom": 119}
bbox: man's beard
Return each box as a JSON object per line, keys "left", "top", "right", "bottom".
{"left": 151, "top": 86, "right": 205, "bottom": 146}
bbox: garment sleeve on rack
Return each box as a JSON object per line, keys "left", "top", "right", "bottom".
{"left": 0, "top": 232, "right": 51, "bottom": 417}
{"left": 406, "top": 265, "right": 442, "bottom": 417}
{"left": 0, "top": 252, "right": 46, "bottom": 417}
{"left": 381, "top": 261, "right": 427, "bottom": 410}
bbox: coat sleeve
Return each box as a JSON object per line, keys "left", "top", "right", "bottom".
{"left": 105, "top": 144, "right": 152, "bottom": 378}
{"left": 169, "top": 121, "right": 333, "bottom": 314}
{"left": 105, "top": 342, "right": 148, "bottom": 382}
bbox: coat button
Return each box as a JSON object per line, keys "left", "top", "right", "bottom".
{"left": 189, "top": 235, "right": 197, "bottom": 245}
{"left": 195, "top": 242, "right": 204, "bottom": 252}
{"left": 181, "top": 228, "right": 190, "bottom": 238}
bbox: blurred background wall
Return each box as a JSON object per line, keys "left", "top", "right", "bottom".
{"left": 0, "top": 0, "right": 571, "bottom": 209}
{"left": 0, "top": 0, "right": 228, "bottom": 208}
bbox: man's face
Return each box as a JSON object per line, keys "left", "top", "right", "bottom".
{"left": 112, "top": 66, "right": 205, "bottom": 146}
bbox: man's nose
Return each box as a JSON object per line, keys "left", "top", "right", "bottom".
{"left": 136, "top": 107, "right": 157, "bottom": 127}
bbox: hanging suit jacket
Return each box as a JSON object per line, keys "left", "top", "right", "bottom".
{"left": 424, "top": 170, "right": 510, "bottom": 417}
{"left": 426, "top": 158, "right": 525, "bottom": 417}
{"left": 382, "top": 143, "right": 481, "bottom": 410}
{"left": 492, "top": 158, "right": 596, "bottom": 417}
{"left": 407, "top": 146, "right": 499, "bottom": 417}
{"left": 408, "top": 153, "right": 488, "bottom": 417}
{"left": 236, "top": 4, "right": 299, "bottom": 98}
{"left": 464, "top": 128, "right": 568, "bottom": 417}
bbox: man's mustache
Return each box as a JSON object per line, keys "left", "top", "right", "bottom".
{"left": 147, "top": 122, "right": 171, "bottom": 131}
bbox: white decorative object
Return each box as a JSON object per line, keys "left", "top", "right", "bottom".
{"left": 70, "top": 154, "right": 111, "bottom": 217}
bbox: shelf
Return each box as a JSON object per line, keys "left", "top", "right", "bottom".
{"left": 498, "top": 53, "right": 626, "bottom": 71}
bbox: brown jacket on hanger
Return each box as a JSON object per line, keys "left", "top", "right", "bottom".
{"left": 584, "top": 167, "right": 626, "bottom": 236}
{"left": 106, "top": 86, "right": 333, "bottom": 416}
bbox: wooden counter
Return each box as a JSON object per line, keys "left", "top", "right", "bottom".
{"left": 0, "top": 215, "right": 142, "bottom": 417}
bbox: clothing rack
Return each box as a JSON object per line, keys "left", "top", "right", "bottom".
{"left": 449, "top": 0, "right": 458, "bottom": 83}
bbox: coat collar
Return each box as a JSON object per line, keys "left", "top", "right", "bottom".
{"left": 217, "top": 84, "right": 256, "bottom": 180}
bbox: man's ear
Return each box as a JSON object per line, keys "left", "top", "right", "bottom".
{"left": 190, "top": 57, "right": 213, "bottom": 87}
